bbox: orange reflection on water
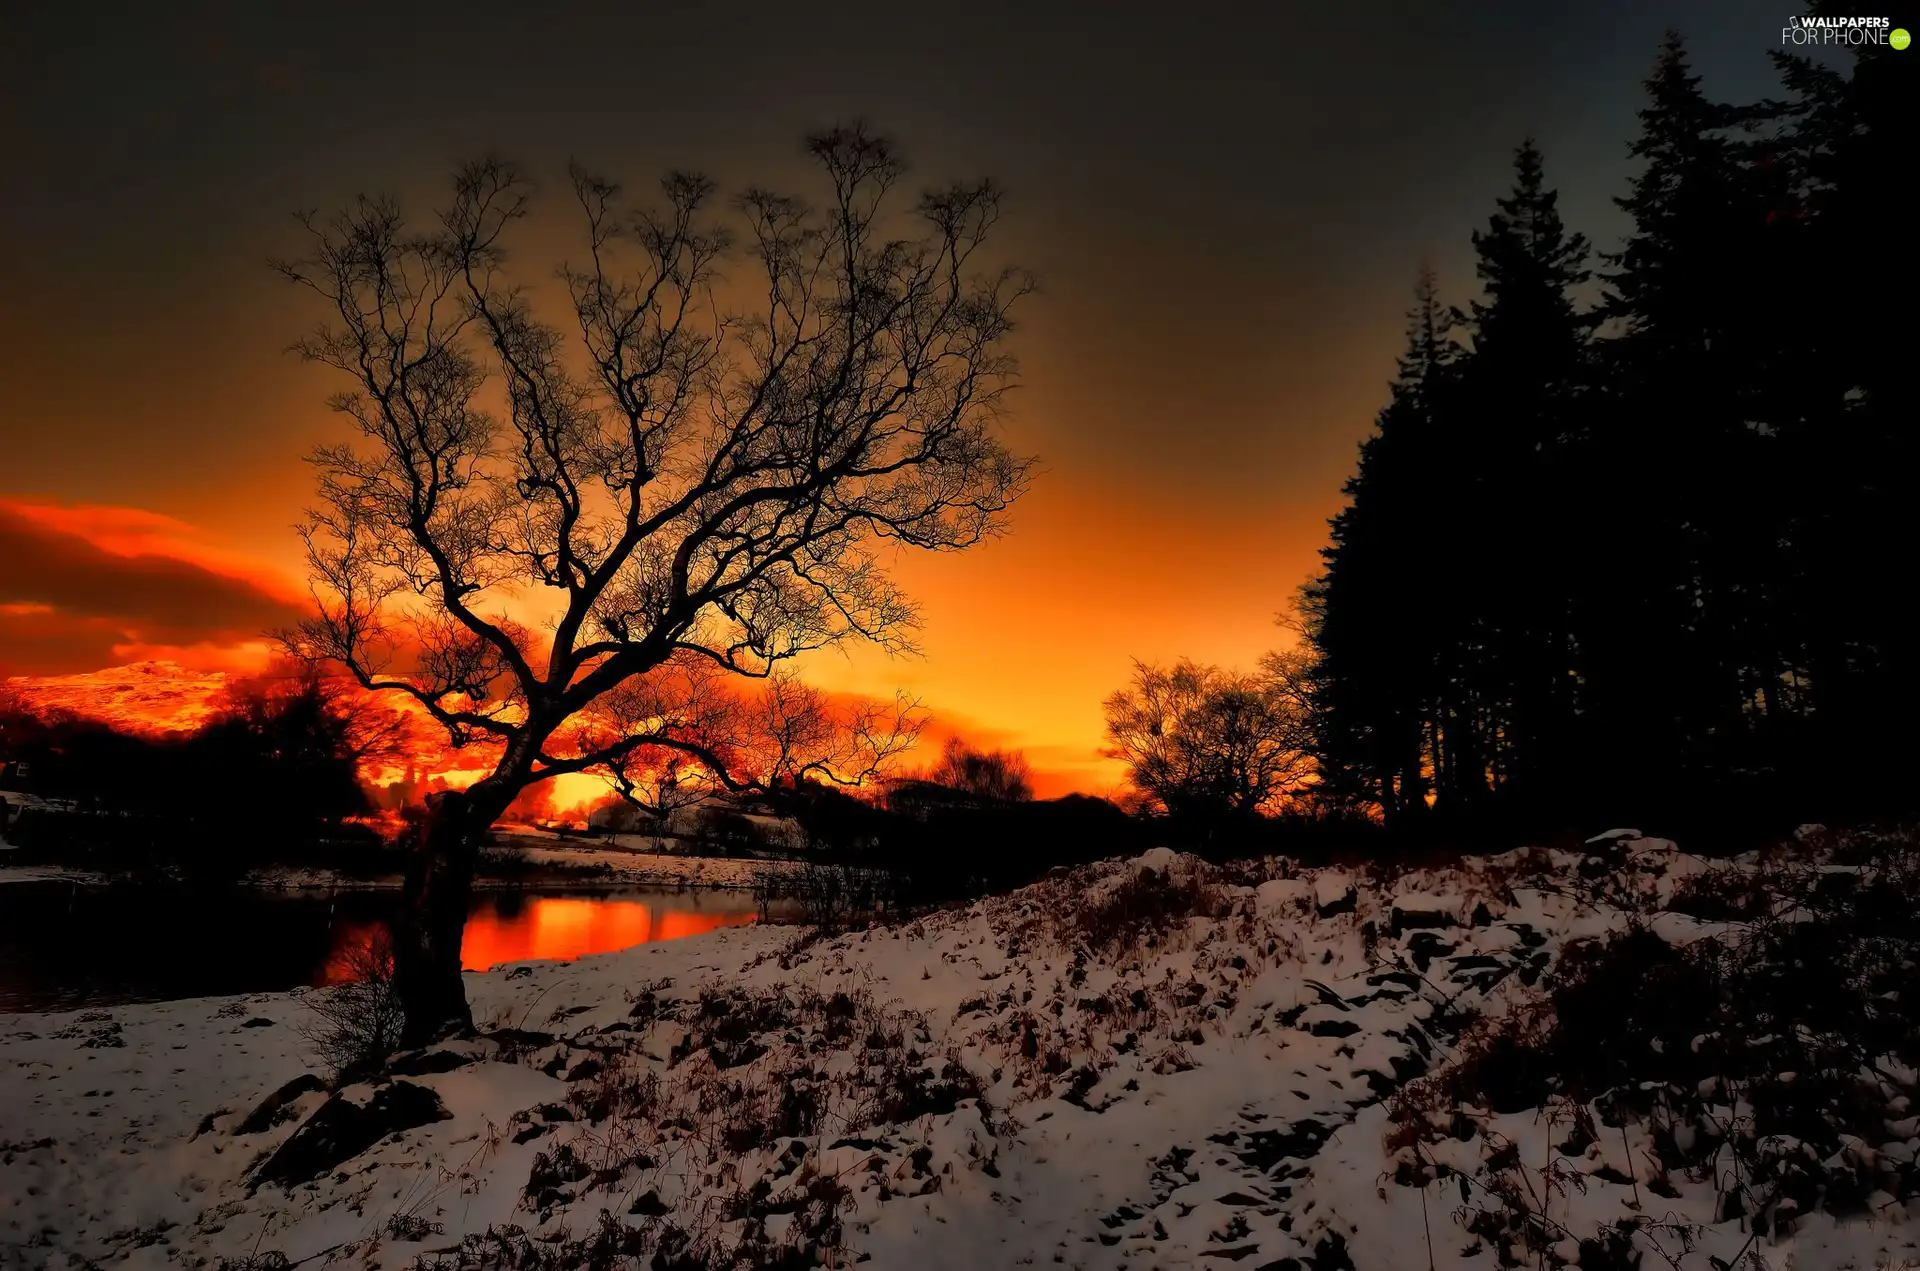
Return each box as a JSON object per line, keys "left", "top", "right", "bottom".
{"left": 314, "top": 895, "right": 759, "bottom": 985}
{"left": 460, "top": 896, "right": 757, "bottom": 971}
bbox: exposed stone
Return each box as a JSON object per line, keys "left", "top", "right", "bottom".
{"left": 234, "top": 1073, "right": 328, "bottom": 1135}
{"left": 250, "top": 1081, "right": 450, "bottom": 1189}
{"left": 387, "top": 1047, "right": 477, "bottom": 1077}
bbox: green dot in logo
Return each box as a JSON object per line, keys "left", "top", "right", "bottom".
{"left": 1893, "top": 27, "right": 1912, "bottom": 49}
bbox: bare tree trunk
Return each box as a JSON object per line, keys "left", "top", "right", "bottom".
{"left": 394, "top": 788, "right": 485, "bottom": 1047}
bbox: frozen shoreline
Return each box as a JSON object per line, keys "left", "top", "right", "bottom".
{"left": 5, "top": 838, "right": 1916, "bottom": 1269}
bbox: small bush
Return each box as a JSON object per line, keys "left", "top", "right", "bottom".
{"left": 299, "top": 930, "right": 404, "bottom": 1081}
{"left": 1069, "top": 860, "right": 1228, "bottom": 952}
{"left": 383, "top": 1212, "right": 445, "bottom": 1242}
{"left": 686, "top": 806, "right": 768, "bottom": 857}
{"left": 753, "top": 861, "right": 897, "bottom": 932}
{"left": 215, "top": 1255, "right": 291, "bottom": 1271}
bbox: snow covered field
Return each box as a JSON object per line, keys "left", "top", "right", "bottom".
{"left": 5, "top": 834, "right": 1919, "bottom": 1270}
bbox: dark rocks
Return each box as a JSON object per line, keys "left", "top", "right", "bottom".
{"left": 234, "top": 1073, "right": 328, "bottom": 1135}
{"left": 707, "top": 1040, "right": 766, "bottom": 1071}
{"left": 1389, "top": 904, "right": 1459, "bottom": 938}
{"left": 1235, "top": 1119, "right": 1335, "bottom": 1174}
{"left": 250, "top": 1081, "right": 451, "bottom": 1189}
{"left": 1446, "top": 955, "right": 1511, "bottom": 990}
{"left": 1507, "top": 922, "right": 1547, "bottom": 949}
{"left": 1314, "top": 888, "right": 1357, "bottom": 919}
{"left": 1364, "top": 970, "right": 1423, "bottom": 993}
{"left": 628, "top": 1189, "right": 671, "bottom": 1216}
{"left": 563, "top": 1056, "right": 605, "bottom": 1082}
{"left": 1302, "top": 980, "right": 1350, "bottom": 1012}
{"left": 1405, "top": 931, "right": 1457, "bottom": 972}
{"left": 1216, "top": 1191, "right": 1268, "bottom": 1207}
{"left": 387, "top": 1047, "right": 477, "bottom": 1077}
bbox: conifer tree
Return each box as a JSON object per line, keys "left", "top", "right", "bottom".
{"left": 1454, "top": 139, "right": 1590, "bottom": 816}
{"left": 1584, "top": 32, "right": 1767, "bottom": 791}
{"left": 1306, "top": 267, "right": 1460, "bottom": 824}
{"left": 1306, "top": 29, "right": 1916, "bottom": 835}
{"left": 1766, "top": 16, "right": 1920, "bottom": 806}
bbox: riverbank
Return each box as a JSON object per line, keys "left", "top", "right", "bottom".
{"left": 0, "top": 861, "right": 100, "bottom": 887}
{"left": 244, "top": 846, "right": 799, "bottom": 892}
{"left": 0, "top": 839, "right": 803, "bottom": 892}
{"left": 0, "top": 880, "right": 779, "bottom": 1015}
{"left": 6, "top": 834, "right": 1918, "bottom": 1269}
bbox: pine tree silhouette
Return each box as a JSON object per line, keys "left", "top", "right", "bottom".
{"left": 1306, "top": 30, "right": 1915, "bottom": 838}
{"left": 1583, "top": 32, "right": 1779, "bottom": 802}
{"left": 1456, "top": 139, "right": 1591, "bottom": 820}
{"left": 1306, "top": 266, "right": 1460, "bottom": 826}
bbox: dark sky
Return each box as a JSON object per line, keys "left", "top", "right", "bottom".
{"left": 0, "top": 0, "right": 1791, "bottom": 788}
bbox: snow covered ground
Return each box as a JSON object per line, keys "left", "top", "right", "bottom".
{"left": 0, "top": 864, "right": 101, "bottom": 887}
{"left": 4, "top": 835, "right": 1918, "bottom": 1269}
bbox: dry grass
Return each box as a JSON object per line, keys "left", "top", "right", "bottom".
{"left": 298, "top": 930, "right": 404, "bottom": 1083}
{"left": 1064, "top": 859, "right": 1230, "bottom": 953}
{"left": 460, "top": 981, "right": 993, "bottom": 1269}
{"left": 1386, "top": 830, "right": 1920, "bottom": 1268}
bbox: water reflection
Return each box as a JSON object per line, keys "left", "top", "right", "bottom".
{"left": 461, "top": 894, "right": 758, "bottom": 970}
{"left": 0, "top": 882, "right": 769, "bottom": 1012}
{"left": 321, "top": 893, "right": 759, "bottom": 983}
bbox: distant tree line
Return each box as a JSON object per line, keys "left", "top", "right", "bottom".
{"left": 0, "top": 676, "right": 387, "bottom": 877}
{"left": 1303, "top": 29, "right": 1913, "bottom": 838}
{"left": 1102, "top": 656, "right": 1314, "bottom": 833}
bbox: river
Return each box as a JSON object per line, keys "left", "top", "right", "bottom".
{"left": 0, "top": 881, "right": 775, "bottom": 1012}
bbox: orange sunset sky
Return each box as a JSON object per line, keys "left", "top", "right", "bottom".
{"left": 1, "top": 1, "right": 1786, "bottom": 796}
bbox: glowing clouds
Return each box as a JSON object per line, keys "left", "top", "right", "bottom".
{"left": 0, "top": 501, "right": 306, "bottom": 675}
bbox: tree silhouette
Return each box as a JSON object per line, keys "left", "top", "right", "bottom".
{"left": 1304, "top": 265, "right": 1460, "bottom": 826}
{"left": 591, "top": 667, "right": 924, "bottom": 820}
{"left": 1308, "top": 141, "right": 1591, "bottom": 828}
{"left": 1583, "top": 32, "right": 1795, "bottom": 799}
{"left": 926, "top": 736, "right": 1033, "bottom": 802}
{"left": 1765, "top": 15, "right": 1919, "bottom": 807}
{"left": 1103, "top": 657, "right": 1313, "bottom": 832}
{"left": 1305, "top": 27, "right": 1919, "bottom": 836}
{"left": 278, "top": 125, "right": 1033, "bottom": 1041}
{"left": 1457, "top": 138, "right": 1592, "bottom": 817}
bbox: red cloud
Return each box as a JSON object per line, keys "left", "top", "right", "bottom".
{"left": 0, "top": 501, "right": 307, "bottom": 675}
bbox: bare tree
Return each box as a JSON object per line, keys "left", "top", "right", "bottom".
{"left": 585, "top": 661, "right": 924, "bottom": 819}
{"left": 926, "top": 735, "right": 1033, "bottom": 801}
{"left": 1102, "top": 654, "right": 1314, "bottom": 823}
{"left": 277, "top": 125, "right": 1033, "bottom": 1042}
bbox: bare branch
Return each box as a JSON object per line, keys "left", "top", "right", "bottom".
{"left": 279, "top": 123, "right": 1030, "bottom": 821}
